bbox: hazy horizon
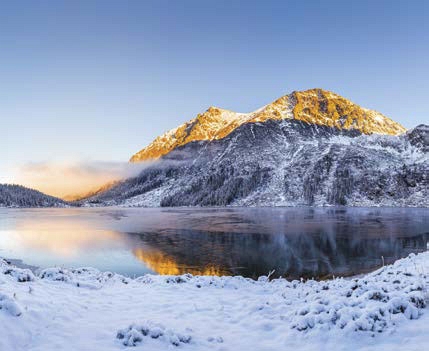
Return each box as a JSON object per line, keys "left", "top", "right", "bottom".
{"left": 1, "top": 0, "right": 428, "bottom": 196}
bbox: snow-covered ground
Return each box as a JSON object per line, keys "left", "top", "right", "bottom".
{"left": 1, "top": 252, "right": 428, "bottom": 351}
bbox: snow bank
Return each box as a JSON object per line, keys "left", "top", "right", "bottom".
{"left": 117, "top": 322, "right": 192, "bottom": 347}
{"left": 1, "top": 259, "right": 35, "bottom": 282}
{"left": 0, "top": 293, "right": 22, "bottom": 316}
{"left": 38, "top": 266, "right": 131, "bottom": 288}
{"left": 0, "top": 253, "right": 428, "bottom": 350}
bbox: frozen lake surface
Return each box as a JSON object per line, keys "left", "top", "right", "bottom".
{"left": 0, "top": 207, "right": 428, "bottom": 279}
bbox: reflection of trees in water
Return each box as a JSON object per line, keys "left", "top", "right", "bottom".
{"left": 128, "top": 229, "right": 428, "bottom": 280}
{"left": 228, "top": 207, "right": 425, "bottom": 239}
{"left": 120, "top": 207, "right": 429, "bottom": 279}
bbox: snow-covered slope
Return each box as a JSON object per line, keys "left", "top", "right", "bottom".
{"left": 87, "top": 121, "right": 428, "bottom": 207}
{"left": 0, "top": 184, "right": 66, "bottom": 208}
{"left": 1, "top": 252, "right": 428, "bottom": 351}
{"left": 130, "top": 89, "right": 406, "bottom": 162}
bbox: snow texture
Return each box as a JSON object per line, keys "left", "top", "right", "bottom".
{"left": 0, "top": 252, "right": 428, "bottom": 350}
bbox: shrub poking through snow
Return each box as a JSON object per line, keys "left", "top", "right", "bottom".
{"left": 0, "top": 259, "right": 35, "bottom": 282}
{"left": 39, "top": 268, "right": 73, "bottom": 282}
{"left": 0, "top": 293, "right": 22, "bottom": 316}
{"left": 165, "top": 274, "right": 193, "bottom": 284}
{"left": 288, "top": 254, "right": 428, "bottom": 334}
{"left": 2, "top": 267, "right": 35, "bottom": 282}
{"left": 38, "top": 267, "right": 131, "bottom": 288}
{"left": 116, "top": 322, "right": 192, "bottom": 347}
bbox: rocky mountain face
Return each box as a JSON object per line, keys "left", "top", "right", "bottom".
{"left": 86, "top": 119, "right": 428, "bottom": 207}
{"left": 130, "top": 89, "right": 406, "bottom": 162}
{"left": 0, "top": 184, "right": 66, "bottom": 208}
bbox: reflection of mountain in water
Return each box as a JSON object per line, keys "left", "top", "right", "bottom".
{"left": 3, "top": 207, "right": 427, "bottom": 279}
{"left": 128, "top": 228, "right": 428, "bottom": 279}
{"left": 132, "top": 248, "right": 228, "bottom": 276}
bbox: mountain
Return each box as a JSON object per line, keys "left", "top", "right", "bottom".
{"left": 63, "top": 180, "right": 119, "bottom": 202}
{"left": 0, "top": 184, "right": 66, "bottom": 208}
{"left": 85, "top": 117, "right": 428, "bottom": 207}
{"left": 130, "top": 89, "right": 406, "bottom": 162}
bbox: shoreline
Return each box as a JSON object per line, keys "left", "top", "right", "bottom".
{"left": 1, "top": 252, "right": 428, "bottom": 350}
{"left": 2, "top": 204, "right": 429, "bottom": 209}
{"left": 2, "top": 253, "right": 419, "bottom": 282}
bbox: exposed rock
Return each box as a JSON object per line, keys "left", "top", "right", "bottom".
{"left": 130, "top": 89, "right": 406, "bottom": 162}
{"left": 86, "top": 121, "right": 428, "bottom": 207}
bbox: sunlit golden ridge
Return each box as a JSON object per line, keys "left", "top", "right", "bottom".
{"left": 130, "top": 89, "right": 406, "bottom": 162}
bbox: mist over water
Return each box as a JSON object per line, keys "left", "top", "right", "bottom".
{"left": 12, "top": 161, "right": 152, "bottom": 199}
{"left": 0, "top": 207, "right": 427, "bottom": 279}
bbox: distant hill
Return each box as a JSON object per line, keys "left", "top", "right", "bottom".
{"left": 0, "top": 184, "right": 66, "bottom": 208}
{"left": 64, "top": 181, "right": 119, "bottom": 202}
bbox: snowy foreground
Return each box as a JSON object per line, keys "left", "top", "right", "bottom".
{"left": 1, "top": 253, "right": 428, "bottom": 351}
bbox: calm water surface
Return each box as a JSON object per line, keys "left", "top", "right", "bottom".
{"left": 0, "top": 207, "right": 428, "bottom": 279}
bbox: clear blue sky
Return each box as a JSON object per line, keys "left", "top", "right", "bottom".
{"left": 1, "top": 0, "right": 428, "bottom": 183}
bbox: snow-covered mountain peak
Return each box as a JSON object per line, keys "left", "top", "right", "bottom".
{"left": 130, "top": 89, "right": 406, "bottom": 162}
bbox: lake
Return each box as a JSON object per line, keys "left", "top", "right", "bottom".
{"left": 0, "top": 207, "right": 428, "bottom": 279}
